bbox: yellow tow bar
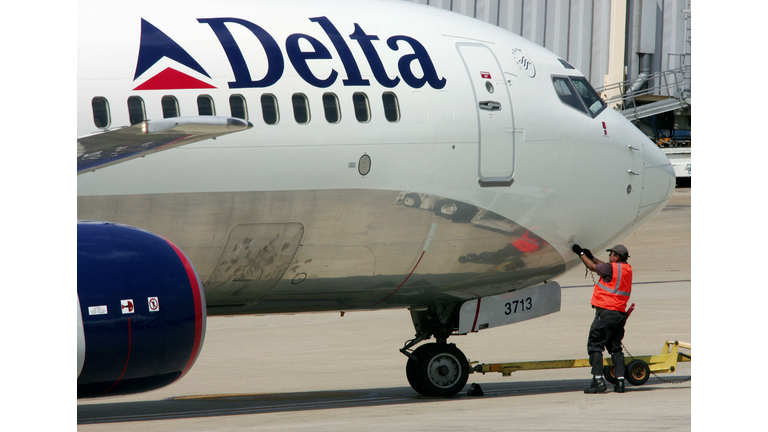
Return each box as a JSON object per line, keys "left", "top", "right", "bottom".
{"left": 470, "top": 340, "right": 690, "bottom": 386}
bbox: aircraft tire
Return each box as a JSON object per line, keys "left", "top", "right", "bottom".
{"left": 405, "top": 350, "right": 427, "bottom": 395}
{"left": 406, "top": 343, "right": 469, "bottom": 397}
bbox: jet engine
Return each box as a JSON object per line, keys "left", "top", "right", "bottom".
{"left": 77, "top": 221, "right": 206, "bottom": 398}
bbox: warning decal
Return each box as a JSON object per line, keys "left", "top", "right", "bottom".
{"left": 88, "top": 305, "right": 107, "bottom": 315}
{"left": 148, "top": 297, "right": 159, "bottom": 312}
{"left": 121, "top": 299, "right": 135, "bottom": 314}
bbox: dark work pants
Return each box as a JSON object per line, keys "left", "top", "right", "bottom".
{"left": 587, "top": 307, "right": 627, "bottom": 378}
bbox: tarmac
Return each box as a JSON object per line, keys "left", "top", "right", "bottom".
{"left": 77, "top": 188, "right": 691, "bottom": 431}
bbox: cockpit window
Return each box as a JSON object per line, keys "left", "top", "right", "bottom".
{"left": 551, "top": 76, "right": 606, "bottom": 118}
{"left": 558, "top": 58, "right": 575, "bottom": 69}
{"left": 570, "top": 77, "right": 606, "bottom": 117}
{"left": 552, "top": 77, "right": 587, "bottom": 115}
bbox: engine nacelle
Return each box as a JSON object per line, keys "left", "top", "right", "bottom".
{"left": 77, "top": 221, "right": 206, "bottom": 398}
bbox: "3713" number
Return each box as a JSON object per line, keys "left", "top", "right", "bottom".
{"left": 505, "top": 298, "right": 532, "bottom": 315}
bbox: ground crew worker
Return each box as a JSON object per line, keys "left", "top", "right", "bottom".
{"left": 572, "top": 244, "right": 632, "bottom": 393}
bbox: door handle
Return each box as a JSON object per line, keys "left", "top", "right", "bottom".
{"left": 627, "top": 170, "right": 640, "bottom": 176}
{"left": 479, "top": 101, "right": 502, "bottom": 111}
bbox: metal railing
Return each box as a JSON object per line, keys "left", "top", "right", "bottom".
{"left": 595, "top": 66, "right": 691, "bottom": 121}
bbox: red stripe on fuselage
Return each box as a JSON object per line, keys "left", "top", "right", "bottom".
{"left": 471, "top": 298, "right": 482, "bottom": 332}
{"left": 373, "top": 250, "right": 426, "bottom": 306}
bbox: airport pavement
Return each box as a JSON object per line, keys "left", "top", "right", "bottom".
{"left": 77, "top": 189, "right": 691, "bottom": 431}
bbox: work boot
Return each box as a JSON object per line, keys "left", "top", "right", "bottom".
{"left": 584, "top": 377, "right": 607, "bottom": 394}
{"left": 614, "top": 379, "right": 625, "bottom": 393}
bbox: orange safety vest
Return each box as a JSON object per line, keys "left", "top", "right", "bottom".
{"left": 591, "top": 262, "right": 632, "bottom": 312}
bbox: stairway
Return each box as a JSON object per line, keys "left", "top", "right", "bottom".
{"left": 596, "top": 66, "right": 690, "bottom": 121}
{"left": 620, "top": 97, "right": 689, "bottom": 122}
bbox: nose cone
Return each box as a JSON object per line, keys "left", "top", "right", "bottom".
{"left": 636, "top": 138, "right": 676, "bottom": 226}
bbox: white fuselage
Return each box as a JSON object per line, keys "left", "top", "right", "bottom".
{"left": 77, "top": 0, "right": 674, "bottom": 314}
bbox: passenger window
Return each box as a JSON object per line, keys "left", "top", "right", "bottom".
{"left": 551, "top": 77, "right": 587, "bottom": 115}
{"left": 91, "top": 97, "right": 110, "bottom": 128}
{"left": 570, "top": 77, "right": 606, "bottom": 117}
{"left": 292, "top": 93, "right": 310, "bottom": 124}
{"left": 197, "top": 95, "right": 215, "bottom": 116}
{"left": 382, "top": 92, "right": 400, "bottom": 122}
{"left": 261, "top": 94, "right": 279, "bottom": 125}
{"left": 353, "top": 92, "right": 370, "bottom": 123}
{"left": 161, "top": 95, "right": 179, "bottom": 118}
{"left": 127, "top": 96, "right": 146, "bottom": 125}
{"left": 322, "top": 93, "right": 341, "bottom": 123}
{"left": 229, "top": 94, "right": 248, "bottom": 120}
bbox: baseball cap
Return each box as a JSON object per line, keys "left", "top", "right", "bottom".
{"left": 607, "top": 245, "right": 629, "bottom": 259}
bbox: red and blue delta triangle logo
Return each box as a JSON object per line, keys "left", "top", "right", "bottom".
{"left": 133, "top": 19, "right": 216, "bottom": 91}
{"left": 134, "top": 67, "right": 215, "bottom": 90}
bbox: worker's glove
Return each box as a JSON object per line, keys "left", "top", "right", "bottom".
{"left": 572, "top": 245, "right": 595, "bottom": 260}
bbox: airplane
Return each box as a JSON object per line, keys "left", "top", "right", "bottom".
{"left": 76, "top": 0, "right": 675, "bottom": 398}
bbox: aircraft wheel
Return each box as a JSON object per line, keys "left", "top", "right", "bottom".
{"left": 406, "top": 343, "right": 469, "bottom": 397}
{"left": 625, "top": 359, "right": 651, "bottom": 386}
{"left": 405, "top": 350, "right": 426, "bottom": 395}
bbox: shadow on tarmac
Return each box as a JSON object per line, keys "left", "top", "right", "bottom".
{"left": 78, "top": 377, "right": 691, "bottom": 425}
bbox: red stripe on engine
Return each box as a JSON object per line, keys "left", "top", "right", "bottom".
{"left": 100, "top": 318, "right": 132, "bottom": 395}
{"left": 164, "top": 238, "right": 204, "bottom": 379}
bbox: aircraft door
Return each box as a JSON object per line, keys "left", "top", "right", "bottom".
{"left": 457, "top": 43, "right": 516, "bottom": 186}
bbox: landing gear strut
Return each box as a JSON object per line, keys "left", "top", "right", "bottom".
{"left": 401, "top": 303, "right": 469, "bottom": 397}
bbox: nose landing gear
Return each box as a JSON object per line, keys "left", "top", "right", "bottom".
{"left": 401, "top": 304, "right": 469, "bottom": 397}
{"left": 405, "top": 343, "right": 470, "bottom": 397}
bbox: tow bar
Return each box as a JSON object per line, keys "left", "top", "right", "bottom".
{"left": 470, "top": 340, "right": 691, "bottom": 386}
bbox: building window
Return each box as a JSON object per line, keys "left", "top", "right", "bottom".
{"left": 91, "top": 97, "right": 110, "bottom": 128}
{"left": 229, "top": 94, "right": 248, "bottom": 120}
{"left": 260, "top": 94, "right": 279, "bottom": 125}
{"left": 127, "top": 96, "right": 146, "bottom": 125}
{"left": 352, "top": 92, "right": 370, "bottom": 123}
{"left": 292, "top": 93, "right": 310, "bottom": 124}
{"left": 197, "top": 95, "right": 215, "bottom": 116}
{"left": 382, "top": 92, "right": 400, "bottom": 122}
{"left": 162, "top": 95, "right": 180, "bottom": 118}
{"left": 322, "top": 93, "right": 341, "bottom": 124}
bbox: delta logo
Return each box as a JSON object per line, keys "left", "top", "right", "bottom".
{"left": 133, "top": 19, "right": 215, "bottom": 91}
{"left": 132, "top": 16, "right": 447, "bottom": 91}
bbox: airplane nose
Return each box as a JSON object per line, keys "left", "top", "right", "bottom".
{"left": 636, "top": 137, "right": 676, "bottom": 226}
